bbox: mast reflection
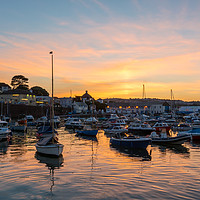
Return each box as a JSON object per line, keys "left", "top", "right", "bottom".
{"left": 35, "top": 153, "right": 64, "bottom": 193}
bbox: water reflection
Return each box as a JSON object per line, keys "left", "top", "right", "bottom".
{"left": 75, "top": 134, "right": 98, "bottom": 142}
{"left": 154, "top": 144, "right": 190, "bottom": 155}
{"left": 191, "top": 141, "right": 200, "bottom": 148}
{"left": 35, "top": 153, "right": 64, "bottom": 194}
{"left": 110, "top": 145, "right": 152, "bottom": 161}
{"left": 0, "top": 141, "right": 9, "bottom": 155}
{"left": 9, "top": 135, "right": 27, "bottom": 157}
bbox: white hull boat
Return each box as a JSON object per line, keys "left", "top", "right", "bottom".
{"left": 36, "top": 143, "right": 63, "bottom": 157}
{"left": 0, "top": 120, "right": 12, "bottom": 142}
{"left": 35, "top": 136, "right": 63, "bottom": 156}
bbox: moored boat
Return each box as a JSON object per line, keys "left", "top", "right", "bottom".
{"left": 35, "top": 51, "right": 64, "bottom": 157}
{"left": 178, "top": 128, "right": 200, "bottom": 141}
{"left": 110, "top": 133, "right": 151, "bottom": 149}
{"left": 150, "top": 132, "right": 191, "bottom": 145}
{"left": 76, "top": 129, "right": 98, "bottom": 136}
{"left": 104, "top": 125, "right": 128, "bottom": 135}
{"left": 153, "top": 122, "right": 171, "bottom": 134}
{"left": 76, "top": 125, "right": 98, "bottom": 136}
{"left": 128, "top": 122, "right": 155, "bottom": 136}
{"left": 35, "top": 136, "right": 63, "bottom": 157}
{"left": 0, "top": 120, "right": 12, "bottom": 142}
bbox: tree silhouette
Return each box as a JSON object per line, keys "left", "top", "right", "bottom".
{"left": 11, "top": 75, "right": 29, "bottom": 90}
{"left": 31, "top": 86, "right": 49, "bottom": 96}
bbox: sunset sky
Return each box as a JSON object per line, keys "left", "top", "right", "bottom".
{"left": 1, "top": 0, "right": 200, "bottom": 100}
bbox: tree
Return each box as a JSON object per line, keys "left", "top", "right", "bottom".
{"left": 11, "top": 75, "right": 29, "bottom": 90}
{"left": 31, "top": 86, "right": 49, "bottom": 96}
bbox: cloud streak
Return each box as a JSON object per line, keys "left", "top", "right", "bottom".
{"left": 1, "top": 0, "right": 200, "bottom": 100}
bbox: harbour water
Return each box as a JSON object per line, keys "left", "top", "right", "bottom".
{"left": 0, "top": 128, "right": 199, "bottom": 200}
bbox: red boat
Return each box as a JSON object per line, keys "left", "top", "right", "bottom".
{"left": 153, "top": 122, "right": 171, "bottom": 134}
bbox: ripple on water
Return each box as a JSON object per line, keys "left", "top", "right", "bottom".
{"left": 0, "top": 130, "right": 200, "bottom": 199}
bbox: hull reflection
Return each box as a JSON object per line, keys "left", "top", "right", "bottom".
{"left": 35, "top": 152, "right": 64, "bottom": 169}
{"left": 110, "top": 145, "right": 152, "bottom": 161}
{"left": 75, "top": 134, "right": 98, "bottom": 142}
{"left": 154, "top": 144, "right": 190, "bottom": 155}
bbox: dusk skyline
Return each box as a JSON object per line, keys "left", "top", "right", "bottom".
{"left": 1, "top": 0, "right": 200, "bottom": 100}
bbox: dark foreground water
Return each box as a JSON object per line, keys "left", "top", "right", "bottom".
{"left": 0, "top": 128, "right": 199, "bottom": 200}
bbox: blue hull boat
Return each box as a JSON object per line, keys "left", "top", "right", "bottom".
{"left": 110, "top": 137, "right": 151, "bottom": 149}
{"left": 76, "top": 129, "right": 98, "bottom": 136}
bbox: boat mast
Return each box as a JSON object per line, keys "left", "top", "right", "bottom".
{"left": 170, "top": 89, "right": 175, "bottom": 116}
{"left": 50, "top": 51, "right": 54, "bottom": 134}
{"left": 142, "top": 84, "right": 146, "bottom": 99}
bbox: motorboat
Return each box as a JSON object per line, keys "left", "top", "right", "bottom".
{"left": 26, "top": 115, "right": 37, "bottom": 126}
{"left": 0, "top": 120, "right": 12, "bottom": 142}
{"left": 128, "top": 122, "right": 155, "bottom": 136}
{"left": 64, "top": 118, "right": 84, "bottom": 130}
{"left": 36, "top": 116, "right": 48, "bottom": 127}
{"left": 153, "top": 122, "right": 171, "bottom": 134}
{"left": 108, "top": 118, "right": 127, "bottom": 126}
{"left": 172, "top": 122, "right": 192, "bottom": 131}
{"left": 178, "top": 128, "right": 200, "bottom": 141}
{"left": 150, "top": 131, "right": 191, "bottom": 145}
{"left": 110, "top": 133, "right": 151, "bottom": 149}
{"left": 10, "top": 123, "right": 27, "bottom": 132}
{"left": 104, "top": 125, "right": 128, "bottom": 135}
{"left": 192, "top": 120, "right": 200, "bottom": 128}
{"left": 84, "top": 117, "right": 98, "bottom": 124}
{"left": 35, "top": 136, "right": 63, "bottom": 157}
{"left": 76, "top": 125, "right": 98, "bottom": 137}
{"left": 50, "top": 116, "right": 61, "bottom": 128}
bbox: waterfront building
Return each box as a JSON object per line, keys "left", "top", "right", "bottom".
{"left": 0, "top": 89, "right": 36, "bottom": 105}
{"left": 59, "top": 97, "right": 72, "bottom": 108}
{"left": 0, "top": 83, "right": 11, "bottom": 93}
{"left": 82, "top": 90, "right": 94, "bottom": 103}
{"left": 97, "top": 98, "right": 104, "bottom": 104}
{"left": 36, "top": 96, "right": 50, "bottom": 105}
{"left": 72, "top": 102, "right": 88, "bottom": 114}
{"left": 150, "top": 102, "right": 170, "bottom": 115}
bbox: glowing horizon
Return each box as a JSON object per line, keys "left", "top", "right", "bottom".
{"left": 1, "top": 0, "right": 200, "bottom": 101}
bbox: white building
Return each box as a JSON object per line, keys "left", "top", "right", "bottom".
{"left": 59, "top": 97, "right": 72, "bottom": 108}
{"left": 0, "top": 83, "right": 11, "bottom": 93}
{"left": 150, "top": 104, "right": 165, "bottom": 115}
{"left": 97, "top": 98, "right": 104, "bottom": 104}
{"left": 72, "top": 102, "right": 88, "bottom": 114}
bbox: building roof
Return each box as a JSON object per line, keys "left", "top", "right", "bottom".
{"left": 0, "top": 83, "right": 11, "bottom": 88}
{"left": 163, "top": 102, "right": 170, "bottom": 106}
{"left": 82, "top": 90, "right": 92, "bottom": 99}
{"left": 1, "top": 89, "right": 34, "bottom": 95}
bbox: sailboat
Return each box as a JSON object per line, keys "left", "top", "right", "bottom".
{"left": 35, "top": 51, "right": 64, "bottom": 156}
